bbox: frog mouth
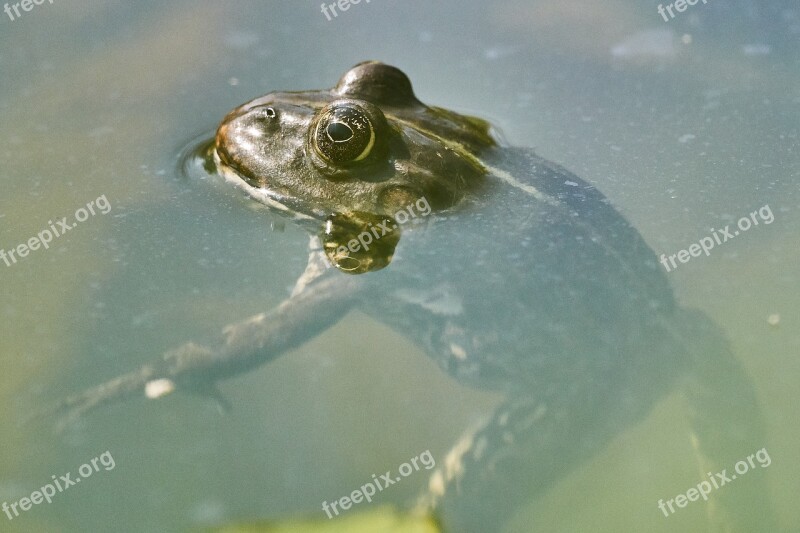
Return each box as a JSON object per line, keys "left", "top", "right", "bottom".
{"left": 212, "top": 147, "right": 321, "bottom": 223}
{"left": 214, "top": 140, "right": 259, "bottom": 186}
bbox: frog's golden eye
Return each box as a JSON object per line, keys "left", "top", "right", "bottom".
{"left": 313, "top": 104, "right": 375, "bottom": 165}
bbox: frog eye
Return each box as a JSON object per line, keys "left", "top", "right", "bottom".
{"left": 313, "top": 104, "right": 376, "bottom": 165}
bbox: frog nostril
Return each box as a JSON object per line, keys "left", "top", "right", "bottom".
{"left": 256, "top": 107, "right": 277, "bottom": 120}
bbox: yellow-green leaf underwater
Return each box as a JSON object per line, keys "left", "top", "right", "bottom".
{"left": 203, "top": 505, "right": 441, "bottom": 533}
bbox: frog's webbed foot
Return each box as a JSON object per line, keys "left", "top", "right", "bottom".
{"left": 179, "top": 372, "right": 233, "bottom": 415}
{"left": 50, "top": 264, "right": 364, "bottom": 431}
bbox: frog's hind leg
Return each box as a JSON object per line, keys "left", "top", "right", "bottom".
{"left": 681, "top": 308, "right": 776, "bottom": 532}
{"left": 419, "top": 381, "right": 658, "bottom": 533}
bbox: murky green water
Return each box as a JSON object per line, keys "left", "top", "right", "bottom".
{"left": 1, "top": 1, "right": 797, "bottom": 532}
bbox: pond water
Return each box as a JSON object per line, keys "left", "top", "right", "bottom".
{"left": 1, "top": 1, "right": 798, "bottom": 532}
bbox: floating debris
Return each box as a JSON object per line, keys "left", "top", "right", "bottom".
{"left": 144, "top": 378, "right": 176, "bottom": 399}
{"left": 610, "top": 29, "right": 677, "bottom": 60}
{"left": 742, "top": 44, "right": 771, "bottom": 56}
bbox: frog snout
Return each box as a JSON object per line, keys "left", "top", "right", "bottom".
{"left": 215, "top": 113, "right": 256, "bottom": 170}
{"left": 214, "top": 121, "right": 239, "bottom": 168}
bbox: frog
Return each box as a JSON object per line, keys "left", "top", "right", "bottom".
{"left": 54, "top": 61, "right": 773, "bottom": 532}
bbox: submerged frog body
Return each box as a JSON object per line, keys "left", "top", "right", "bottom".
{"left": 56, "top": 62, "right": 772, "bottom": 532}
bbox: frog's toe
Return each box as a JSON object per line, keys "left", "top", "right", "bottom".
{"left": 48, "top": 364, "right": 160, "bottom": 432}
{"left": 183, "top": 380, "right": 232, "bottom": 414}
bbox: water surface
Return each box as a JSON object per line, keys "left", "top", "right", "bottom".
{"left": 1, "top": 1, "right": 798, "bottom": 531}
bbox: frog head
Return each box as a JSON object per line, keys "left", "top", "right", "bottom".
{"left": 213, "top": 61, "right": 496, "bottom": 221}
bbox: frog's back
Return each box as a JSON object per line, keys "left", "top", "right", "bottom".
{"left": 368, "top": 146, "right": 685, "bottom": 395}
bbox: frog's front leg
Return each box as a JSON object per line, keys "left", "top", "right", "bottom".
{"left": 52, "top": 249, "right": 362, "bottom": 428}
